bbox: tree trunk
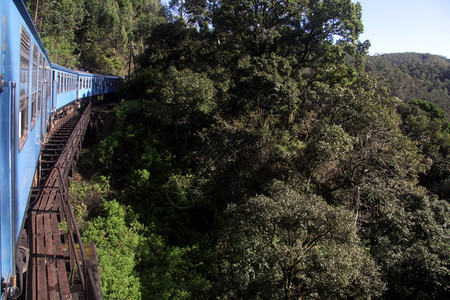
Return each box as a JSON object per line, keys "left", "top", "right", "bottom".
{"left": 34, "top": 0, "right": 39, "bottom": 23}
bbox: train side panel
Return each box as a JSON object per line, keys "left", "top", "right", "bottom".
{"left": 1, "top": 0, "right": 121, "bottom": 293}
{"left": 92, "top": 75, "right": 103, "bottom": 97}
{"left": 1, "top": 0, "right": 52, "bottom": 287}
{"left": 78, "top": 73, "right": 94, "bottom": 99}
{"left": 103, "top": 75, "right": 119, "bottom": 95}
{"left": 52, "top": 64, "right": 78, "bottom": 111}
{"left": 0, "top": 1, "right": 14, "bottom": 283}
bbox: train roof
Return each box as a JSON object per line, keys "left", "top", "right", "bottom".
{"left": 77, "top": 70, "right": 100, "bottom": 78}
{"left": 51, "top": 63, "right": 79, "bottom": 75}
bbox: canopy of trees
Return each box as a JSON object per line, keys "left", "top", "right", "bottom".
{"left": 25, "top": 0, "right": 166, "bottom": 74}
{"left": 48, "top": 0, "right": 449, "bottom": 299}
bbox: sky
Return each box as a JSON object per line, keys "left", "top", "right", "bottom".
{"left": 354, "top": 0, "right": 450, "bottom": 58}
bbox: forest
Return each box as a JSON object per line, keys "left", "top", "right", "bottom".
{"left": 26, "top": 0, "right": 449, "bottom": 299}
{"left": 366, "top": 53, "right": 450, "bottom": 119}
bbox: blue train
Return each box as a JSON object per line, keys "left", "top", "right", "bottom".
{"left": 1, "top": 1, "right": 120, "bottom": 297}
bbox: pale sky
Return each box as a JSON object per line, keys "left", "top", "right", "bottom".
{"left": 355, "top": 0, "right": 450, "bottom": 58}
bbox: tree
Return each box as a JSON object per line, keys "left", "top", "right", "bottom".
{"left": 229, "top": 54, "right": 303, "bottom": 118}
{"left": 212, "top": 0, "right": 366, "bottom": 63}
{"left": 397, "top": 100, "right": 450, "bottom": 200}
{"left": 215, "top": 181, "right": 385, "bottom": 299}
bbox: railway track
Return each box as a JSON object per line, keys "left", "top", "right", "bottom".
{"left": 25, "top": 103, "right": 101, "bottom": 300}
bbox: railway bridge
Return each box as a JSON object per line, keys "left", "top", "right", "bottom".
{"left": 24, "top": 101, "right": 101, "bottom": 300}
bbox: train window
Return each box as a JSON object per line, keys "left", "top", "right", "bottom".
{"left": 50, "top": 68, "right": 54, "bottom": 109}
{"left": 31, "top": 45, "right": 38, "bottom": 129}
{"left": 19, "top": 27, "right": 30, "bottom": 151}
{"left": 47, "top": 64, "right": 51, "bottom": 103}
{"left": 57, "top": 72, "right": 61, "bottom": 94}
{"left": 38, "top": 53, "right": 43, "bottom": 117}
{"left": 79, "top": 77, "right": 82, "bottom": 90}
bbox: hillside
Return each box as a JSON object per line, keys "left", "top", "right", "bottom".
{"left": 366, "top": 53, "right": 450, "bottom": 117}
{"left": 24, "top": 0, "right": 166, "bottom": 75}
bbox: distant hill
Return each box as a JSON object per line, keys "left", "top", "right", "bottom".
{"left": 365, "top": 53, "right": 450, "bottom": 118}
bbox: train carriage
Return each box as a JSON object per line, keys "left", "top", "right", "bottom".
{"left": 1, "top": 1, "right": 53, "bottom": 297}
{"left": 1, "top": 1, "right": 120, "bottom": 297}
{"left": 51, "top": 64, "right": 78, "bottom": 111}
{"left": 103, "top": 75, "right": 120, "bottom": 95}
{"left": 77, "top": 70, "right": 95, "bottom": 100}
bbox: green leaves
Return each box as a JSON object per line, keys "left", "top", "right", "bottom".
{"left": 161, "top": 67, "right": 217, "bottom": 116}
{"left": 27, "top": 0, "right": 165, "bottom": 73}
{"left": 234, "top": 54, "right": 302, "bottom": 117}
{"left": 212, "top": 0, "right": 364, "bottom": 63}
{"left": 82, "top": 197, "right": 212, "bottom": 299}
{"left": 216, "top": 181, "right": 385, "bottom": 299}
{"left": 82, "top": 200, "right": 144, "bottom": 299}
{"left": 59, "top": 0, "right": 450, "bottom": 298}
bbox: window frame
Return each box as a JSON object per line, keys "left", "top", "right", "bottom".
{"left": 31, "top": 44, "right": 38, "bottom": 129}
{"left": 19, "top": 27, "right": 31, "bottom": 151}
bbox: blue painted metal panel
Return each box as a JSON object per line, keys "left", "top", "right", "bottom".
{"left": 1, "top": 0, "right": 52, "bottom": 284}
{"left": 92, "top": 75, "right": 103, "bottom": 97}
{"left": 78, "top": 72, "right": 95, "bottom": 99}
{"left": 0, "top": 0, "right": 14, "bottom": 281}
{"left": 104, "top": 75, "right": 120, "bottom": 94}
{"left": 51, "top": 64, "right": 78, "bottom": 110}
{"left": 1, "top": 0, "right": 119, "bottom": 288}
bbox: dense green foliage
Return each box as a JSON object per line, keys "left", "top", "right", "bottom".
{"left": 25, "top": 0, "right": 166, "bottom": 74}
{"left": 58, "top": 0, "right": 449, "bottom": 298}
